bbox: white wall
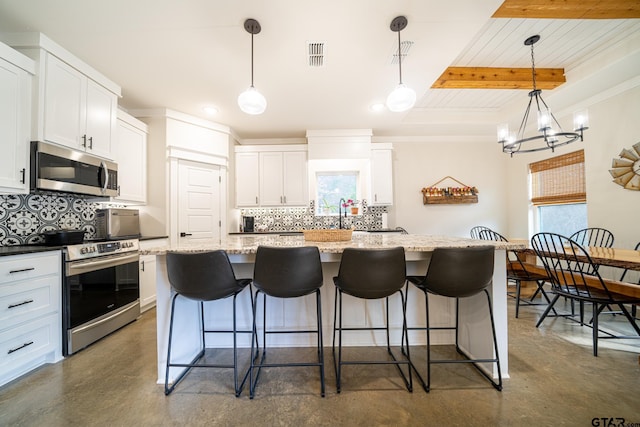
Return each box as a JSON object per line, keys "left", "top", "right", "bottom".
{"left": 389, "top": 138, "right": 509, "bottom": 237}
{"left": 504, "top": 85, "right": 640, "bottom": 250}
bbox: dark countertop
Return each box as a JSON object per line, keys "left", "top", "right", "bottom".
{"left": 0, "top": 245, "right": 63, "bottom": 257}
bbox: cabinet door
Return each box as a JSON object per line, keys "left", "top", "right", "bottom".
{"left": 235, "top": 152, "right": 260, "bottom": 206}
{"left": 282, "top": 151, "right": 308, "bottom": 206}
{"left": 259, "top": 152, "right": 284, "bottom": 206}
{"left": 371, "top": 149, "right": 393, "bottom": 205}
{"left": 114, "top": 119, "right": 147, "bottom": 203}
{"left": 85, "top": 80, "right": 116, "bottom": 159}
{"left": 139, "top": 255, "right": 156, "bottom": 312}
{"left": 43, "top": 54, "right": 84, "bottom": 149}
{"left": 0, "top": 58, "right": 29, "bottom": 193}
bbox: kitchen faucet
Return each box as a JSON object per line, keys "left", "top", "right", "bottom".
{"left": 339, "top": 198, "right": 346, "bottom": 229}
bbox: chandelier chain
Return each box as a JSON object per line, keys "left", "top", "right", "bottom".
{"left": 530, "top": 42, "right": 537, "bottom": 92}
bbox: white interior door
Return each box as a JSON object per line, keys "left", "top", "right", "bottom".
{"left": 177, "top": 160, "right": 221, "bottom": 246}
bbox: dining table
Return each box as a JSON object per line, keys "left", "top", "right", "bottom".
{"left": 514, "top": 242, "right": 640, "bottom": 298}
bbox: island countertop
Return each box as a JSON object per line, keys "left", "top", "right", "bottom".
{"left": 140, "top": 233, "right": 524, "bottom": 255}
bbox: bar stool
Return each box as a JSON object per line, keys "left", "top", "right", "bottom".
{"left": 165, "top": 250, "right": 255, "bottom": 396}
{"left": 405, "top": 246, "right": 502, "bottom": 392}
{"left": 249, "top": 246, "right": 325, "bottom": 398}
{"left": 332, "top": 247, "right": 412, "bottom": 393}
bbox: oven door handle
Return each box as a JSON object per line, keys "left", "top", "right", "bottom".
{"left": 66, "top": 253, "right": 140, "bottom": 276}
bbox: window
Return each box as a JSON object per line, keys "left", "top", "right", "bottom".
{"left": 316, "top": 172, "right": 358, "bottom": 215}
{"left": 529, "top": 150, "right": 587, "bottom": 235}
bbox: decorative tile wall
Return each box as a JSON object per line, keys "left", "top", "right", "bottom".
{"left": 0, "top": 193, "right": 105, "bottom": 246}
{"left": 239, "top": 199, "right": 388, "bottom": 232}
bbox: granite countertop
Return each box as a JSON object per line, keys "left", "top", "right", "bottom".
{"left": 141, "top": 234, "right": 524, "bottom": 255}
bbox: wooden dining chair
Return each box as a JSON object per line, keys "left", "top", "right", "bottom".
{"left": 531, "top": 232, "right": 640, "bottom": 356}
{"left": 619, "top": 241, "right": 640, "bottom": 318}
{"left": 478, "top": 229, "right": 555, "bottom": 318}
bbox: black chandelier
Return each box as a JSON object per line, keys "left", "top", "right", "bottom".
{"left": 498, "top": 35, "right": 589, "bottom": 156}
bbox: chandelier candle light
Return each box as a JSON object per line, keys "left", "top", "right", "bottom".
{"left": 386, "top": 16, "right": 416, "bottom": 113}
{"left": 238, "top": 18, "right": 267, "bottom": 115}
{"left": 498, "top": 35, "right": 589, "bottom": 156}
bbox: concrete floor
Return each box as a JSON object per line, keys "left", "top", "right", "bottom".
{"left": 1, "top": 298, "right": 639, "bottom": 427}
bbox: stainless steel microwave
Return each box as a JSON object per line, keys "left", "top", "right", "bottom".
{"left": 30, "top": 141, "right": 118, "bottom": 197}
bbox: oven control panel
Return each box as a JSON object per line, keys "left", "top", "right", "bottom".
{"left": 66, "top": 239, "right": 139, "bottom": 261}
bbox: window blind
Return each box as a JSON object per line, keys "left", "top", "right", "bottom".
{"left": 529, "top": 150, "right": 585, "bottom": 205}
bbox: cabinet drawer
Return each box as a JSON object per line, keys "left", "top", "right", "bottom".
{"left": 0, "top": 313, "right": 59, "bottom": 374}
{"left": 0, "top": 251, "right": 61, "bottom": 283}
{"left": 0, "top": 276, "right": 60, "bottom": 329}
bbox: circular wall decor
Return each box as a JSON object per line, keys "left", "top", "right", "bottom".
{"left": 609, "top": 142, "right": 640, "bottom": 191}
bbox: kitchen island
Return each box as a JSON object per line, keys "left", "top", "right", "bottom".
{"left": 142, "top": 234, "right": 524, "bottom": 385}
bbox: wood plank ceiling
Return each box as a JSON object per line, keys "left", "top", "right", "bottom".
{"left": 432, "top": 0, "right": 639, "bottom": 90}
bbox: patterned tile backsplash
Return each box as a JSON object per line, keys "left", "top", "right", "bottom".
{"left": 239, "top": 200, "right": 388, "bottom": 232}
{"left": 0, "top": 194, "right": 389, "bottom": 245}
{"left": 0, "top": 193, "right": 106, "bottom": 246}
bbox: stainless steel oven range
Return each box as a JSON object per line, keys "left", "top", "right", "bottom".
{"left": 62, "top": 238, "right": 140, "bottom": 355}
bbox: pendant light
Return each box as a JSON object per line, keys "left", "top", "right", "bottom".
{"left": 497, "top": 35, "right": 588, "bottom": 156}
{"left": 238, "top": 18, "right": 267, "bottom": 115}
{"left": 386, "top": 16, "right": 416, "bottom": 113}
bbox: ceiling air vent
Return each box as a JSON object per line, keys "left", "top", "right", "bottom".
{"left": 307, "top": 41, "right": 325, "bottom": 67}
{"left": 391, "top": 40, "right": 414, "bottom": 65}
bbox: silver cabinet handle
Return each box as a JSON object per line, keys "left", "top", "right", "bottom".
{"left": 82, "top": 134, "right": 87, "bottom": 148}
{"left": 20, "top": 168, "right": 26, "bottom": 184}
{"left": 283, "top": 195, "right": 287, "bottom": 204}
{"left": 8, "top": 299, "right": 34, "bottom": 309}
{"left": 255, "top": 196, "right": 258, "bottom": 205}
{"left": 88, "top": 136, "right": 93, "bottom": 149}
{"left": 140, "top": 260, "right": 145, "bottom": 272}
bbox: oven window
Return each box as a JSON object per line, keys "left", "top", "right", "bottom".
{"left": 66, "top": 261, "right": 139, "bottom": 329}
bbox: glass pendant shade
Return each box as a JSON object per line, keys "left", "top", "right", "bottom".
{"left": 238, "top": 86, "right": 267, "bottom": 115}
{"left": 386, "top": 83, "right": 416, "bottom": 112}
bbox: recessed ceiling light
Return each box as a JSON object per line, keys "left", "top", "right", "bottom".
{"left": 370, "top": 103, "right": 385, "bottom": 112}
{"left": 203, "top": 106, "right": 218, "bottom": 115}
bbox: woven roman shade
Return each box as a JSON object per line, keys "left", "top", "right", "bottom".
{"left": 529, "top": 150, "right": 586, "bottom": 205}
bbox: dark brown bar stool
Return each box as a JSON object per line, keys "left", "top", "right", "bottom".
{"left": 165, "top": 250, "right": 255, "bottom": 396}
{"left": 249, "top": 246, "right": 325, "bottom": 398}
{"left": 405, "top": 246, "right": 502, "bottom": 392}
{"left": 332, "top": 247, "right": 412, "bottom": 393}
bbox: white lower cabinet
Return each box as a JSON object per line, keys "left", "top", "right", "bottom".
{"left": 139, "top": 254, "right": 156, "bottom": 312}
{"left": 138, "top": 238, "right": 166, "bottom": 312}
{"left": 0, "top": 251, "right": 62, "bottom": 387}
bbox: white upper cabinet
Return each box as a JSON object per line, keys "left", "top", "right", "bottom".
{"left": 235, "top": 152, "right": 260, "bottom": 207}
{"left": 281, "top": 151, "right": 308, "bottom": 206}
{"left": 114, "top": 110, "right": 147, "bottom": 204}
{"left": 5, "top": 33, "right": 121, "bottom": 160}
{"left": 0, "top": 44, "right": 34, "bottom": 194}
{"left": 370, "top": 147, "right": 393, "bottom": 205}
{"left": 43, "top": 54, "right": 117, "bottom": 159}
{"left": 236, "top": 146, "right": 308, "bottom": 207}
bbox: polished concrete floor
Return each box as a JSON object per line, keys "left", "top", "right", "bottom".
{"left": 1, "top": 297, "right": 639, "bottom": 427}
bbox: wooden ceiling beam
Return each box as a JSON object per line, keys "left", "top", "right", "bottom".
{"left": 431, "top": 66, "right": 566, "bottom": 90}
{"left": 492, "top": 0, "right": 640, "bottom": 19}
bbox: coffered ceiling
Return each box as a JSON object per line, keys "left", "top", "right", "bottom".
{"left": 0, "top": 0, "right": 638, "bottom": 140}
